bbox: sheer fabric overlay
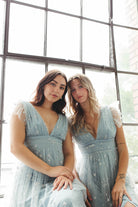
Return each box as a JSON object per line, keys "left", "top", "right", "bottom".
{"left": 10, "top": 101, "right": 87, "bottom": 207}
{"left": 109, "top": 106, "right": 122, "bottom": 128}
{"left": 12, "top": 102, "right": 26, "bottom": 124}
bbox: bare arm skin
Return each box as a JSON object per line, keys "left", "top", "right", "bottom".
{"left": 62, "top": 128, "right": 75, "bottom": 171}
{"left": 10, "top": 113, "right": 74, "bottom": 180}
{"left": 111, "top": 125, "right": 132, "bottom": 207}
{"left": 116, "top": 126, "right": 129, "bottom": 181}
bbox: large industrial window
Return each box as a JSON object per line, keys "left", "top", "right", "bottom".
{"left": 0, "top": 0, "right": 138, "bottom": 203}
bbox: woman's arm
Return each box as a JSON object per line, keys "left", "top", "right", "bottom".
{"left": 62, "top": 128, "right": 75, "bottom": 171}
{"left": 115, "top": 125, "right": 129, "bottom": 182}
{"left": 10, "top": 113, "right": 73, "bottom": 179}
{"left": 111, "top": 125, "right": 132, "bottom": 207}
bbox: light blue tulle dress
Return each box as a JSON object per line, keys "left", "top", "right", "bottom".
{"left": 10, "top": 101, "right": 86, "bottom": 207}
{"left": 72, "top": 106, "right": 138, "bottom": 207}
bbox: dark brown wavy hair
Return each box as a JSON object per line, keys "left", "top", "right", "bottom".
{"left": 31, "top": 70, "right": 67, "bottom": 115}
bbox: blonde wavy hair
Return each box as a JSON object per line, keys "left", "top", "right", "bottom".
{"left": 68, "top": 74, "right": 100, "bottom": 135}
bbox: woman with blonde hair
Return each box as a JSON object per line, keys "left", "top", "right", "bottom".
{"left": 68, "top": 73, "right": 138, "bottom": 207}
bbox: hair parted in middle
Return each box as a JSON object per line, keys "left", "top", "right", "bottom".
{"left": 67, "top": 73, "right": 100, "bottom": 134}
{"left": 31, "top": 70, "right": 67, "bottom": 115}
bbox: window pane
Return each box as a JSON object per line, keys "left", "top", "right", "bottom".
{"left": 1, "top": 123, "right": 18, "bottom": 206}
{"left": 3, "top": 59, "right": 45, "bottom": 121}
{"left": 12, "top": 0, "right": 45, "bottom": 7}
{"left": 124, "top": 126, "right": 138, "bottom": 190}
{"left": 0, "top": 57, "right": 3, "bottom": 106}
{"left": 48, "top": 64, "right": 82, "bottom": 79}
{"left": 85, "top": 70, "right": 117, "bottom": 105}
{"left": 48, "top": 0, "right": 80, "bottom": 15}
{"left": 114, "top": 27, "right": 138, "bottom": 72}
{"left": 0, "top": 57, "right": 2, "bottom": 84}
{"left": 1, "top": 59, "right": 45, "bottom": 203}
{"left": 118, "top": 74, "right": 138, "bottom": 123}
{"left": 83, "top": 21, "right": 109, "bottom": 66}
{"left": 83, "top": 0, "right": 109, "bottom": 22}
{"left": 0, "top": 0, "right": 5, "bottom": 54}
{"left": 47, "top": 12, "right": 80, "bottom": 61}
{"left": 113, "top": 0, "right": 138, "bottom": 28}
{"left": 1, "top": 124, "right": 16, "bottom": 178}
{"left": 8, "top": 3, "right": 45, "bottom": 55}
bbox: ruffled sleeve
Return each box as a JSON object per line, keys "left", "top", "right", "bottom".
{"left": 109, "top": 105, "right": 122, "bottom": 128}
{"left": 12, "top": 102, "right": 26, "bottom": 124}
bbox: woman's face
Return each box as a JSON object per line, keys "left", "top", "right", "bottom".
{"left": 70, "top": 78, "right": 88, "bottom": 104}
{"left": 44, "top": 75, "right": 66, "bottom": 103}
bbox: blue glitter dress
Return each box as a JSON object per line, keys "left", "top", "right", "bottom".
{"left": 10, "top": 101, "right": 86, "bottom": 207}
{"left": 72, "top": 106, "right": 138, "bottom": 207}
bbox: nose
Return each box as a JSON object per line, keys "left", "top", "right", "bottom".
{"left": 75, "top": 88, "right": 80, "bottom": 95}
{"left": 54, "top": 86, "right": 60, "bottom": 93}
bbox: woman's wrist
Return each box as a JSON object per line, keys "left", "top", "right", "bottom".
{"left": 116, "top": 173, "right": 126, "bottom": 183}
{"left": 64, "top": 164, "right": 74, "bottom": 172}
{"left": 43, "top": 164, "right": 52, "bottom": 175}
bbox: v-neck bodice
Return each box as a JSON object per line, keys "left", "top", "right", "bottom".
{"left": 73, "top": 106, "right": 116, "bottom": 148}
{"left": 29, "top": 102, "right": 60, "bottom": 136}
{"left": 87, "top": 112, "right": 101, "bottom": 140}
{"left": 22, "top": 101, "right": 68, "bottom": 139}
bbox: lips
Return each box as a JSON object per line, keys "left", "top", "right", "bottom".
{"left": 52, "top": 94, "right": 58, "bottom": 98}
{"left": 78, "top": 96, "right": 82, "bottom": 99}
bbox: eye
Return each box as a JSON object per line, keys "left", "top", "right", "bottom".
{"left": 60, "top": 86, "right": 65, "bottom": 90}
{"left": 71, "top": 88, "right": 75, "bottom": 93}
{"left": 50, "top": 82, "right": 56, "bottom": 86}
{"left": 79, "top": 85, "right": 83, "bottom": 88}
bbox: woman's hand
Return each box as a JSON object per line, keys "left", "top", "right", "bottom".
{"left": 47, "top": 166, "right": 74, "bottom": 181}
{"left": 53, "top": 176, "right": 73, "bottom": 191}
{"left": 111, "top": 179, "right": 132, "bottom": 207}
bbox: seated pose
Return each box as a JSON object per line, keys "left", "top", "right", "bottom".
{"left": 67, "top": 73, "right": 138, "bottom": 207}
{"left": 9, "top": 70, "right": 86, "bottom": 207}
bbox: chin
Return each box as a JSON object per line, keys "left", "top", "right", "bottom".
{"left": 79, "top": 99, "right": 87, "bottom": 104}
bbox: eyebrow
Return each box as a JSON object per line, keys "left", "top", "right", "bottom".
{"left": 52, "top": 80, "right": 66, "bottom": 87}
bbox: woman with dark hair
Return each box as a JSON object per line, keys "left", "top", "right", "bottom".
{"left": 31, "top": 70, "right": 67, "bottom": 114}
{"left": 9, "top": 70, "right": 86, "bottom": 207}
{"left": 68, "top": 73, "right": 138, "bottom": 207}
